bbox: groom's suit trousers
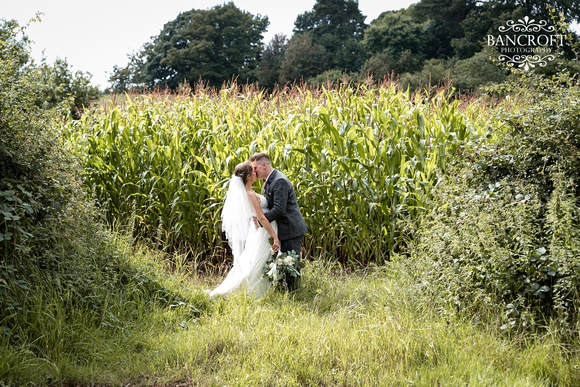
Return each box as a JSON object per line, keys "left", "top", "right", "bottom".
{"left": 280, "top": 235, "right": 303, "bottom": 255}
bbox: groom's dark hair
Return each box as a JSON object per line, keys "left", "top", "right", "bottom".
{"left": 249, "top": 152, "right": 271, "bottom": 165}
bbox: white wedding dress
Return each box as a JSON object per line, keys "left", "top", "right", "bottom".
{"left": 209, "top": 193, "right": 276, "bottom": 298}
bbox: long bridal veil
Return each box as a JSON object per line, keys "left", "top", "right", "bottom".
{"left": 220, "top": 175, "right": 255, "bottom": 259}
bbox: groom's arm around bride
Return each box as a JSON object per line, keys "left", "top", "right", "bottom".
{"left": 250, "top": 152, "right": 308, "bottom": 289}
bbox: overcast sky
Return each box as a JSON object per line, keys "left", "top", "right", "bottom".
{"left": 4, "top": 1, "right": 578, "bottom": 90}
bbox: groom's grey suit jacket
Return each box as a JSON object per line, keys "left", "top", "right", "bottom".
{"left": 263, "top": 169, "right": 308, "bottom": 241}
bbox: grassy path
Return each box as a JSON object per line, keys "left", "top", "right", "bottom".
{"left": 61, "top": 260, "right": 577, "bottom": 386}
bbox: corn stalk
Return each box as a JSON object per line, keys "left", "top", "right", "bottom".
{"left": 65, "top": 84, "right": 495, "bottom": 265}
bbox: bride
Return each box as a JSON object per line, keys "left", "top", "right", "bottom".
{"left": 209, "top": 161, "right": 280, "bottom": 298}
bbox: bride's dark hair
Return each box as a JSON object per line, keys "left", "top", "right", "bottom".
{"left": 234, "top": 161, "right": 253, "bottom": 185}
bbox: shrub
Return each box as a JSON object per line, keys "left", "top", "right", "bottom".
{"left": 451, "top": 47, "right": 509, "bottom": 93}
{"left": 408, "top": 174, "right": 579, "bottom": 331}
{"left": 406, "top": 71, "right": 580, "bottom": 333}
{"left": 481, "top": 71, "right": 580, "bottom": 196}
{"left": 0, "top": 18, "right": 70, "bottom": 262}
{"left": 0, "top": 19, "right": 209, "bottom": 378}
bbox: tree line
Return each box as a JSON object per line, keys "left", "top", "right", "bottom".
{"left": 108, "top": 0, "right": 580, "bottom": 94}
{"left": 0, "top": 18, "right": 100, "bottom": 119}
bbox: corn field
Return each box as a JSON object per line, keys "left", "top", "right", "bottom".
{"left": 65, "top": 82, "right": 497, "bottom": 266}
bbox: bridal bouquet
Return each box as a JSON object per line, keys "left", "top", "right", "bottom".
{"left": 263, "top": 248, "right": 302, "bottom": 290}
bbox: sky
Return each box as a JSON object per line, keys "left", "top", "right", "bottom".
{"left": 4, "top": 0, "right": 418, "bottom": 90}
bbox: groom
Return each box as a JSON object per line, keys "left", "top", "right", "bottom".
{"left": 250, "top": 152, "right": 308, "bottom": 290}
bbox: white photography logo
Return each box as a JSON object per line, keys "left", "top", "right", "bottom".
{"left": 488, "top": 16, "right": 564, "bottom": 70}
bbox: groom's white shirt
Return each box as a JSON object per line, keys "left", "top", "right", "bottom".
{"left": 264, "top": 170, "right": 274, "bottom": 185}
{"left": 257, "top": 170, "right": 275, "bottom": 229}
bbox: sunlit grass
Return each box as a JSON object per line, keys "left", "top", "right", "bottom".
{"left": 155, "top": 261, "right": 578, "bottom": 386}
{"left": 4, "top": 257, "right": 574, "bottom": 386}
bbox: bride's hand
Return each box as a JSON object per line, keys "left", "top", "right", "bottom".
{"left": 272, "top": 238, "right": 280, "bottom": 252}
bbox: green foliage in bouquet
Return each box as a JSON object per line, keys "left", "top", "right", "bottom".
{"left": 263, "top": 250, "right": 303, "bottom": 291}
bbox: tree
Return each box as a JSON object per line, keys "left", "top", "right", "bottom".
{"left": 278, "top": 34, "right": 328, "bottom": 84}
{"left": 1, "top": 20, "right": 100, "bottom": 119}
{"left": 413, "top": 0, "right": 580, "bottom": 60}
{"left": 492, "top": 0, "right": 580, "bottom": 24}
{"left": 108, "top": 51, "right": 147, "bottom": 93}
{"left": 450, "top": 2, "right": 515, "bottom": 59}
{"left": 0, "top": 19, "right": 32, "bottom": 68}
{"left": 359, "top": 52, "right": 394, "bottom": 81}
{"left": 293, "top": 0, "right": 367, "bottom": 73}
{"left": 117, "top": 2, "right": 268, "bottom": 90}
{"left": 35, "top": 58, "right": 100, "bottom": 119}
{"left": 257, "top": 34, "right": 288, "bottom": 91}
{"left": 412, "top": 0, "right": 477, "bottom": 59}
{"left": 108, "top": 64, "right": 134, "bottom": 94}
{"left": 362, "top": 8, "right": 427, "bottom": 75}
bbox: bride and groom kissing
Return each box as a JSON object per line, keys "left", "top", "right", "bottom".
{"left": 208, "top": 152, "right": 309, "bottom": 298}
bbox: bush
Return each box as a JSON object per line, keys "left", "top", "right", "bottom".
{"left": 451, "top": 47, "right": 509, "bottom": 92}
{"left": 398, "top": 58, "right": 452, "bottom": 93}
{"left": 0, "top": 20, "right": 209, "bottom": 384}
{"left": 482, "top": 71, "right": 580, "bottom": 196}
{"left": 0, "top": 18, "right": 70, "bottom": 262}
{"left": 406, "top": 71, "right": 580, "bottom": 333}
{"left": 408, "top": 174, "right": 579, "bottom": 331}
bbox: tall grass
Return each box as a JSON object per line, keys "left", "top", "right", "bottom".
{"left": 5, "top": 257, "right": 578, "bottom": 386}
{"left": 0, "top": 209, "right": 210, "bottom": 386}
{"left": 65, "top": 82, "right": 497, "bottom": 265}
